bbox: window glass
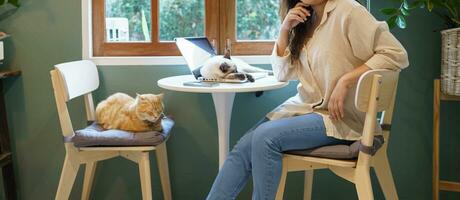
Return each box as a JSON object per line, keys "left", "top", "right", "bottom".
{"left": 236, "top": 0, "right": 280, "bottom": 40}
{"left": 105, "top": 0, "right": 152, "bottom": 42}
{"left": 159, "top": 0, "right": 205, "bottom": 41}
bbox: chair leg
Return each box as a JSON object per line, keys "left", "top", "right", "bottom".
{"left": 138, "top": 152, "right": 153, "bottom": 200}
{"left": 373, "top": 153, "right": 398, "bottom": 200}
{"left": 81, "top": 162, "right": 97, "bottom": 200}
{"left": 155, "top": 143, "right": 172, "bottom": 200}
{"left": 275, "top": 158, "right": 288, "bottom": 200}
{"left": 303, "top": 170, "right": 313, "bottom": 200}
{"left": 2, "top": 162, "right": 17, "bottom": 200}
{"left": 355, "top": 168, "right": 374, "bottom": 200}
{"left": 56, "top": 154, "right": 80, "bottom": 200}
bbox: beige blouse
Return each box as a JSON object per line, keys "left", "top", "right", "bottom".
{"left": 267, "top": 0, "right": 409, "bottom": 140}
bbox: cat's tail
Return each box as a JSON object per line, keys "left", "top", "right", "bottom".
{"left": 232, "top": 57, "right": 273, "bottom": 74}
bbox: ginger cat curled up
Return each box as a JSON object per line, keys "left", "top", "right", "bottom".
{"left": 96, "top": 93, "right": 164, "bottom": 132}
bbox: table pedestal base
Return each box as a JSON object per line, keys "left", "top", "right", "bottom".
{"left": 212, "top": 92, "right": 235, "bottom": 169}
{"left": 157, "top": 75, "right": 288, "bottom": 170}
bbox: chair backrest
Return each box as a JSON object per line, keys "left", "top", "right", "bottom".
{"left": 51, "top": 60, "right": 99, "bottom": 137}
{"left": 355, "top": 70, "right": 399, "bottom": 113}
{"left": 54, "top": 60, "right": 99, "bottom": 101}
{"left": 355, "top": 69, "right": 399, "bottom": 146}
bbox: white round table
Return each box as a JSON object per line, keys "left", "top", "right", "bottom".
{"left": 158, "top": 75, "right": 288, "bottom": 168}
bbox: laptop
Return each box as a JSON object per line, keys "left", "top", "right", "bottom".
{"left": 175, "top": 37, "right": 268, "bottom": 86}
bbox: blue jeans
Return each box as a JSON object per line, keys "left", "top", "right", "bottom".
{"left": 206, "top": 113, "right": 351, "bottom": 200}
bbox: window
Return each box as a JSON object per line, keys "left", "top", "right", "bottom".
{"left": 92, "top": 0, "right": 279, "bottom": 57}
{"left": 222, "top": 0, "right": 280, "bottom": 55}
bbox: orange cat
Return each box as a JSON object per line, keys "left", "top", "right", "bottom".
{"left": 96, "top": 93, "right": 164, "bottom": 132}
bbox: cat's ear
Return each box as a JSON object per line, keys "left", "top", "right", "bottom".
{"left": 157, "top": 93, "right": 164, "bottom": 100}
{"left": 224, "top": 48, "right": 231, "bottom": 60}
{"left": 136, "top": 93, "right": 145, "bottom": 100}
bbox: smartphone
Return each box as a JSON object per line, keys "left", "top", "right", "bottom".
{"left": 183, "top": 80, "right": 219, "bottom": 87}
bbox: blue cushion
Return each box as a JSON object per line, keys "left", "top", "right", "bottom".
{"left": 286, "top": 135, "right": 384, "bottom": 159}
{"left": 69, "top": 117, "right": 174, "bottom": 147}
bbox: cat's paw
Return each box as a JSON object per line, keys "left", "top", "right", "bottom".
{"left": 234, "top": 73, "right": 248, "bottom": 80}
{"left": 225, "top": 73, "right": 246, "bottom": 80}
{"left": 225, "top": 73, "right": 254, "bottom": 82}
{"left": 246, "top": 74, "right": 255, "bottom": 82}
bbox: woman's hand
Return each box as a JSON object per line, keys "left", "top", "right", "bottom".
{"left": 327, "top": 65, "right": 372, "bottom": 120}
{"left": 281, "top": 3, "right": 311, "bottom": 32}
{"left": 276, "top": 3, "right": 311, "bottom": 56}
{"left": 328, "top": 78, "right": 348, "bottom": 121}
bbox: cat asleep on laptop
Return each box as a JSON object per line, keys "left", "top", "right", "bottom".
{"left": 199, "top": 49, "right": 272, "bottom": 83}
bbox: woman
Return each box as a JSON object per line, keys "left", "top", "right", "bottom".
{"left": 207, "top": 0, "right": 409, "bottom": 199}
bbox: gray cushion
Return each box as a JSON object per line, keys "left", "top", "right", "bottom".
{"left": 69, "top": 117, "right": 174, "bottom": 147}
{"left": 286, "top": 135, "right": 384, "bottom": 160}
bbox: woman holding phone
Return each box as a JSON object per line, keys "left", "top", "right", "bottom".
{"left": 207, "top": 0, "right": 409, "bottom": 199}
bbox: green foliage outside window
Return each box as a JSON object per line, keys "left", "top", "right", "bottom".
{"left": 159, "top": 0, "right": 205, "bottom": 41}
{"left": 107, "top": 0, "right": 281, "bottom": 42}
{"left": 106, "top": 0, "right": 152, "bottom": 41}
{"left": 236, "top": 0, "right": 280, "bottom": 40}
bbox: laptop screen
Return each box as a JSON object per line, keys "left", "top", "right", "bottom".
{"left": 175, "top": 37, "right": 216, "bottom": 79}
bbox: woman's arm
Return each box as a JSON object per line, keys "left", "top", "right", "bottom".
{"left": 276, "top": 29, "right": 291, "bottom": 57}
{"left": 271, "top": 3, "right": 310, "bottom": 81}
{"left": 276, "top": 2, "right": 310, "bottom": 56}
{"left": 328, "top": 6, "right": 409, "bottom": 120}
{"left": 347, "top": 6, "right": 409, "bottom": 71}
{"left": 328, "top": 64, "right": 370, "bottom": 120}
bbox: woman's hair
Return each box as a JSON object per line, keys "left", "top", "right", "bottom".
{"left": 279, "top": 0, "right": 316, "bottom": 64}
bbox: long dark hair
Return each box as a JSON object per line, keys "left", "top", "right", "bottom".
{"left": 279, "top": 0, "right": 316, "bottom": 64}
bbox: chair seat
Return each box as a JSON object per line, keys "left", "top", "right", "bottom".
{"left": 78, "top": 146, "right": 156, "bottom": 151}
{"left": 286, "top": 135, "right": 384, "bottom": 160}
{"left": 284, "top": 154, "right": 357, "bottom": 168}
{"left": 69, "top": 117, "right": 175, "bottom": 147}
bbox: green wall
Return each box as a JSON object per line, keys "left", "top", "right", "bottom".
{"left": 0, "top": 0, "right": 459, "bottom": 199}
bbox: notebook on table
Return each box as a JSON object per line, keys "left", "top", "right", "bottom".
{"left": 175, "top": 37, "right": 268, "bottom": 86}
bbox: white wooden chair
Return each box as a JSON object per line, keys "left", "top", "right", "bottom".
{"left": 50, "top": 60, "right": 172, "bottom": 200}
{"left": 275, "top": 69, "right": 400, "bottom": 200}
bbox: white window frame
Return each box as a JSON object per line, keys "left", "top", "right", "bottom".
{"left": 81, "top": 0, "right": 272, "bottom": 66}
